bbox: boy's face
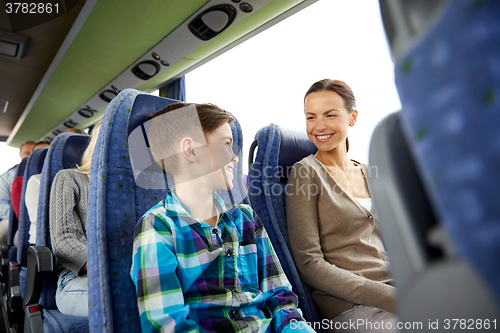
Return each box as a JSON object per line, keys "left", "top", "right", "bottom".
{"left": 195, "top": 122, "right": 239, "bottom": 191}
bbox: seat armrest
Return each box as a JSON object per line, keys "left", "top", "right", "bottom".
{"left": 23, "top": 246, "right": 53, "bottom": 308}
{"left": 22, "top": 246, "right": 53, "bottom": 333}
{"left": 8, "top": 261, "right": 21, "bottom": 310}
{"left": 1, "top": 244, "right": 8, "bottom": 283}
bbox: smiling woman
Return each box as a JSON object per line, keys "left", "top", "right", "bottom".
{"left": 286, "top": 78, "right": 398, "bottom": 333}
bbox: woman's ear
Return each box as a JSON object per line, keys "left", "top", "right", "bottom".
{"left": 349, "top": 109, "right": 358, "bottom": 127}
{"left": 180, "top": 137, "right": 198, "bottom": 162}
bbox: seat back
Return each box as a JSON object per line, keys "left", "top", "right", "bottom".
{"left": 88, "top": 89, "right": 249, "bottom": 332}
{"left": 87, "top": 90, "right": 175, "bottom": 333}
{"left": 17, "top": 148, "right": 48, "bottom": 268}
{"left": 7, "top": 158, "right": 28, "bottom": 249}
{"left": 369, "top": 112, "right": 500, "bottom": 325}
{"left": 382, "top": 0, "right": 500, "bottom": 304}
{"left": 248, "top": 123, "right": 320, "bottom": 326}
{"left": 37, "top": 134, "right": 91, "bottom": 250}
{"left": 368, "top": 112, "right": 441, "bottom": 291}
{"left": 36, "top": 133, "right": 90, "bottom": 310}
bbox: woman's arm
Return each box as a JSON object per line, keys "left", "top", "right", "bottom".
{"left": 286, "top": 163, "right": 395, "bottom": 313}
{"left": 49, "top": 170, "right": 88, "bottom": 274}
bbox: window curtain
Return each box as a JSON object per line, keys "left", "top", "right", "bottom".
{"left": 159, "top": 76, "right": 186, "bottom": 101}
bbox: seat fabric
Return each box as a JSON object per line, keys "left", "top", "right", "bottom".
{"left": 248, "top": 123, "right": 320, "bottom": 326}
{"left": 394, "top": 0, "right": 500, "bottom": 301}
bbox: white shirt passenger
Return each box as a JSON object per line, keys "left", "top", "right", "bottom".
{"left": 25, "top": 173, "right": 42, "bottom": 245}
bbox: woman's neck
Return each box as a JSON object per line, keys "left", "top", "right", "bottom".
{"left": 315, "top": 145, "right": 352, "bottom": 171}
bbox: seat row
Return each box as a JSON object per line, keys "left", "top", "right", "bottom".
{"left": 1, "top": 88, "right": 498, "bottom": 333}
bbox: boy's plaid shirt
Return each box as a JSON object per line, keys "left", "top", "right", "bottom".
{"left": 130, "top": 190, "right": 313, "bottom": 333}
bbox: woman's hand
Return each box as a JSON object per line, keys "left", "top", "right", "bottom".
{"left": 79, "top": 262, "right": 88, "bottom": 276}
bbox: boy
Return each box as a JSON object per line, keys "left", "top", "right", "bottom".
{"left": 130, "top": 103, "right": 314, "bottom": 333}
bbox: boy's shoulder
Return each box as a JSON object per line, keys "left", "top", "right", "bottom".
{"left": 138, "top": 199, "right": 171, "bottom": 227}
{"left": 228, "top": 203, "right": 254, "bottom": 219}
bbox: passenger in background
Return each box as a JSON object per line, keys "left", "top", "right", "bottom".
{"left": 287, "top": 79, "right": 397, "bottom": 333}
{"left": 0, "top": 140, "right": 35, "bottom": 245}
{"left": 49, "top": 123, "right": 101, "bottom": 317}
{"left": 11, "top": 140, "right": 50, "bottom": 219}
{"left": 130, "top": 102, "right": 314, "bottom": 333}
{"left": 26, "top": 129, "right": 88, "bottom": 245}
{"left": 11, "top": 140, "right": 50, "bottom": 246}
{"left": 62, "top": 128, "right": 86, "bottom": 135}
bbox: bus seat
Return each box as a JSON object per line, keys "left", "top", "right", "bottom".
{"left": 17, "top": 147, "right": 48, "bottom": 295}
{"left": 248, "top": 123, "right": 321, "bottom": 329}
{"left": 37, "top": 134, "right": 91, "bottom": 250}
{"left": 4, "top": 148, "right": 48, "bottom": 330}
{"left": 1, "top": 157, "right": 29, "bottom": 327}
{"left": 87, "top": 89, "right": 175, "bottom": 333}
{"left": 23, "top": 133, "right": 90, "bottom": 333}
{"left": 87, "top": 89, "right": 249, "bottom": 332}
{"left": 6, "top": 158, "right": 28, "bottom": 262}
{"left": 369, "top": 112, "right": 500, "bottom": 327}
{"left": 381, "top": 0, "right": 500, "bottom": 304}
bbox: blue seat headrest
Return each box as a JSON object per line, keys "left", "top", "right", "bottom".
{"left": 127, "top": 94, "right": 180, "bottom": 136}
{"left": 277, "top": 127, "right": 317, "bottom": 182}
{"left": 17, "top": 157, "right": 28, "bottom": 176}
{"left": 61, "top": 135, "right": 91, "bottom": 169}
{"left": 33, "top": 148, "right": 48, "bottom": 174}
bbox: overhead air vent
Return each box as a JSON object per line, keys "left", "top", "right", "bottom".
{"left": 99, "top": 86, "right": 121, "bottom": 102}
{"left": 189, "top": 4, "right": 237, "bottom": 41}
{"left": 131, "top": 60, "right": 161, "bottom": 80}
{"left": 0, "top": 29, "right": 30, "bottom": 59}
{"left": 40, "top": 0, "right": 279, "bottom": 142}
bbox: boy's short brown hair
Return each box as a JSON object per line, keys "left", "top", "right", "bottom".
{"left": 147, "top": 102, "right": 234, "bottom": 176}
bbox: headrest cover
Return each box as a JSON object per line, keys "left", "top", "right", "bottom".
{"left": 277, "top": 127, "right": 317, "bottom": 181}
{"left": 61, "top": 135, "right": 91, "bottom": 169}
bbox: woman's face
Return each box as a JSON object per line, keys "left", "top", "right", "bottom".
{"left": 304, "top": 90, "right": 357, "bottom": 152}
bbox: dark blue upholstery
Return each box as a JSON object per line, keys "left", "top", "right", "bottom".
{"left": 37, "top": 134, "right": 90, "bottom": 251}
{"left": 394, "top": 0, "right": 500, "bottom": 302}
{"left": 87, "top": 89, "right": 248, "bottom": 332}
{"left": 7, "top": 157, "right": 28, "bottom": 256}
{"left": 17, "top": 148, "right": 47, "bottom": 267}
{"left": 248, "top": 124, "right": 321, "bottom": 326}
{"left": 87, "top": 90, "right": 175, "bottom": 333}
{"left": 16, "top": 148, "right": 48, "bottom": 302}
{"left": 41, "top": 308, "right": 90, "bottom": 333}
{"left": 34, "top": 133, "right": 90, "bottom": 332}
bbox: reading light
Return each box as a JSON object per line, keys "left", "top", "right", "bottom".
{"left": 0, "top": 29, "right": 30, "bottom": 59}
{"left": 99, "top": 90, "right": 119, "bottom": 103}
{"left": 189, "top": 4, "right": 237, "bottom": 41}
{"left": 240, "top": 3, "right": 253, "bottom": 13}
{"left": 131, "top": 60, "right": 161, "bottom": 80}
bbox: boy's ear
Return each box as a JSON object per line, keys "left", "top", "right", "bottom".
{"left": 181, "top": 137, "right": 197, "bottom": 162}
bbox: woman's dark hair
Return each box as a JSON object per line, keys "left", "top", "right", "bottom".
{"left": 304, "top": 79, "right": 356, "bottom": 151}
